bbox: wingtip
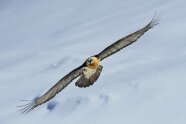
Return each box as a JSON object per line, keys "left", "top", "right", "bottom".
{"left": 148, "top": 12, "right": 162, "bottom": 29}
{"left": 17, "top": 100, "right": 37, "bottom": 114}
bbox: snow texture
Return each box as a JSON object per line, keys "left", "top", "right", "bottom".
{"left": 0, "top": 0, "right": 186, "bottom": 124}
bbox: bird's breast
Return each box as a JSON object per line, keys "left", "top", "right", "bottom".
{"left": 83, "top": 67, "right": 97, "bottom": 79}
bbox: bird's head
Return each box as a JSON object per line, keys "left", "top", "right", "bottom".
{"left": 86, "top": 57, "right": 94, "bottom": 65}
{"left": 86, "top": 57, "right": 100, "bottom": 69}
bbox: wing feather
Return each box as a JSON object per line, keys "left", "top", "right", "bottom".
{"left": 96, "top": 13, "right": 160, "bottom": 61}
{"left": 19, "top": 65, "right": 84, "bottom": 113}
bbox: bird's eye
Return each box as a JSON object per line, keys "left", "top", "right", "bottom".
{"left": 88, "top": 58, "right": 92, "bottom": 63}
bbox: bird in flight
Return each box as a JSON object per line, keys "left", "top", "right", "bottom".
{"left": 18, "top": 14, "right": 160, "bottom": 113}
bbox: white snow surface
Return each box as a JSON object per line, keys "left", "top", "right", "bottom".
{"left": 0, "top": 0, "right": 186, "bottom": 124}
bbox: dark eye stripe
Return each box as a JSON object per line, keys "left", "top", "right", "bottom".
{"left": 89, "top": 59, "right": 92, "bottom": 62}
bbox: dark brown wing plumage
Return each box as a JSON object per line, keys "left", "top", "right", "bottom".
{"left": 75, "top": 65, "right": 103, "bottom": 88}
{"left": 18, "top": 13, "right": 160, "bottom": 114}
{"left": 18, "top": 65, "right": 84, "bottom": 114}
{"left": 96, "top": 14, "right": 160, "bottom": 61}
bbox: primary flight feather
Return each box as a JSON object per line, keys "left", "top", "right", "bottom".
{"left": 18, "top": 14, "right": 160, "bottom": 113}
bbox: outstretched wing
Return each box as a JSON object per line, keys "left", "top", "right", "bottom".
{"left": 75, "top": 65, "right": 103, "bottom": 88}
{"left": 18, "top": 65, "right": 84, "bottom": 114}
{"left": 96, "top": 14, "right": 160, "bottom": 61}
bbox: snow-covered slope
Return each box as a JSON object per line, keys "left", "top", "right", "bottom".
{"left": 0, "top": 0, "right": 186, "bottom": 124}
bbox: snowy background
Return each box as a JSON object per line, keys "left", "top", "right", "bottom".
{"left": 0, "top": 0, "right": 186, "bottom": 124}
